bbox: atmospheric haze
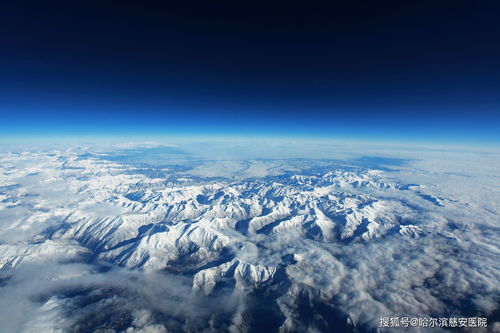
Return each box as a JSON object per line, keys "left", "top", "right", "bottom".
{"left": 0, "top": 141, "right": 498, "bottom": 332}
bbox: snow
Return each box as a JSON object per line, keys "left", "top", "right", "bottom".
{"left": 0, "top": 142, "right": 499, "bottom": 331}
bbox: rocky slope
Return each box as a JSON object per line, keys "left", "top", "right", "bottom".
{"left": 0, "top": 147, "right": 499, "bottom": 332}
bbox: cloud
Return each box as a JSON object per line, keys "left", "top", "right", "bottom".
{"left": 0, "top": 143, "right": 499, "bottom": 332}
{"left": 1, "top": 258, "right": 242, "bottom": 332}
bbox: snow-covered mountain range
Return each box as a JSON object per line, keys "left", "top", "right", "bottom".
{"left": 0, "top": 142, "right": 499, "bottom": 332}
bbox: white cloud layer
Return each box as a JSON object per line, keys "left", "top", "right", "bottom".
{"left": 0, "top": 142, "right": 498, "bottom": 332}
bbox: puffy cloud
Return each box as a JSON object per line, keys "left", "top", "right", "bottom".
{"left": 0, "top": 143, "right": 498, "bottom": 332}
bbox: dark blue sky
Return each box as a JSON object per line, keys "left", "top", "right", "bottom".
{"left": 1, "top": 1, "right": 499, "bottom": 144}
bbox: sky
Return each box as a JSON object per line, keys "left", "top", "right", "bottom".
{"left": 0, "top": 1, "right": 499, "bottom": 145}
